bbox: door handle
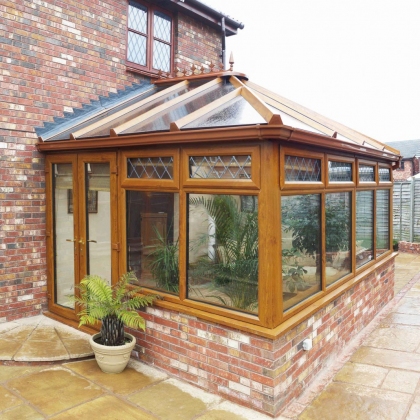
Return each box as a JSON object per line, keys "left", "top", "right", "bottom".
{"left": 87, "top": 239, "right": 97, "bottom": 243}
{"left": 66, "top": 239, "right": 76, "bottom": 242}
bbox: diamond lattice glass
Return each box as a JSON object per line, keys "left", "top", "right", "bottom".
{"left": 127, "top": 157, "right": 173, "bottom": 180}
{"left": 285, "top": 155, "right": 321, "bottom": 182}
{"left": 379, "top": 167, "right": 391, "bottom": 182}
{"left": 189, "top": 155, "right": 251, "bottom": 179}
{"left": 128, "top": 2, "right": 147, "bottom": 33}
{"left": 359, "top": 165, "right": 375, "bottom": 182}
{"left": 154, "top": 11, "right": 171, "bottom": 42}
{"left": 127, "top": 32, "right": 146, "bottom": 66}
{"left": 153, "top": 41, "right": 170, "bottom": 72}
{"left": 328, "top": 161, "right": 352, "bottom": 182}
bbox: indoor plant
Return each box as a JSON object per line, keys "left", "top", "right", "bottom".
{"left": 73, "top": 272, "right": 158, "bottom": 373}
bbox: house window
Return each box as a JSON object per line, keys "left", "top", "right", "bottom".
{"left": 127, "top": 0, "right": 172, "bottom": 75}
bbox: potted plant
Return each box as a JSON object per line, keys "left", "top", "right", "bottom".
{"left": 73, "top": 272, "right": 158, "bottom": 373}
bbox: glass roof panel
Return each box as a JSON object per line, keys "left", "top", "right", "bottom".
{"left": 48, "top": 85, "right": 159, "bottom": 141}
{"left": 120, "top": 81, "right": 236, "bottom": 134}
{"left": 184, "top": 96, "right": 266, "bottom": 129}
{"left": 81, "top": 81, "right": 207, "bottom": 138}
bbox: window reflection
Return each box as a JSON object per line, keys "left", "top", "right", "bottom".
{"left": 356, "top": 190, "right": 374, "bottom": 268}
{"left": 326, "top": 192, "right": 351, "bottom": 285}
{"left": 126, "top": 191, "right": 179, "bottom": 294}
{"left": 376, "top": 190, "right": 390, "bottom": 256}
{"left": 187, "top": 194, "right": 258, "bottom": 314}
{"left": 281, "top": 194, "right": 321, "bottom": 311}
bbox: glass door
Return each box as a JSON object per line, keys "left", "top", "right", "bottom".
{"left": 46, "top": 153, "right": 117, "bottom": 321}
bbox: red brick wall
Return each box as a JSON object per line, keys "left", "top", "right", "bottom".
{"left": 0, "top": 0, "right": 222, "bottom": 321}
{"left": 130, "top": 257, "right": 395, "bottom": 417}
{"left": 393, "top": 160, "right": 413, "bottom": 181}
{"left": 175, "top": 13, "right": 224, "bottom": 73}
{"left": 398, "top": 241, "right": 420, "bottom": 254}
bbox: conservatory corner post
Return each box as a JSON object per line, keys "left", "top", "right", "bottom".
{"left": 258, "top": 141, "right": 282, "bottom": 328}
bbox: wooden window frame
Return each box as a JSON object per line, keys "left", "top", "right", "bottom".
{"left": 280, "top": 147, "right": 325, "bottom": 190}
{"left": 378, "top": 163, "right": 393, "bottom": 184}
{"left": 120, "top": 148, "right": 180, "bottom": 190}
{"left": 326, "top": 155, "right": 355, "bottom": 188}
{"left": 182, "top": 145, "right": 261, "bottom": 190}
{"left": 126, "top": 0, "right": 174, "bottom": 78}
{"left": 357, "top": 159, "right": 377, "bottom": 186}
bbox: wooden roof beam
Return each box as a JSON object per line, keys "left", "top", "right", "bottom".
{"left": 170, "top": 88, "right": 242, "bottom": 131}
{"left": 69, "top": 81, "right": 189, "bottom": 140}
{"left": 110, "top": 77, "right": 224, "bottom": 136}
{"left": 230, "top": 76, "right": 282, "bottom": 125}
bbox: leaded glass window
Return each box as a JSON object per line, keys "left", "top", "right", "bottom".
{"left": 359, "top": 164, "right": 375, "bottom": 182}
{"left": 285, "top": 155, "right": 321, "bottom": 182}
{"left": 329, "top": 161, "right": 352, "bottom": 182}
{"left": 127, "top": 1, "right": 172, "bottom": 74}
{"left": 127, "top": 157, "right": 173, "bottom": 179}
{"left": 379, "top": 167, "right": 391, "bottom": 182}
{"left": 189, "top": 155, "right": 251, "bottom": 179}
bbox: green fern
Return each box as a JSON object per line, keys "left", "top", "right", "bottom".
{"left": 73, "top": 272, "right": 159, "bottom": 346}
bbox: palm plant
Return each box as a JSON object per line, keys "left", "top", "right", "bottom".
{"left": 73, "top": 272, "right": 158, "bottom": 346}
{"left": 189, "top": 195, "right": 258, "bottom": 311}
{"left": 147, "top": 228, "right": 179, "bottom": 293}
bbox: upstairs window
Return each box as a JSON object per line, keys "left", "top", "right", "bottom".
{"left": 127, "top": 0, "right": 173, "bottom": 76}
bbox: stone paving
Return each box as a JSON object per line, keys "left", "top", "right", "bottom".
{"left": 0, "top": 252, "right": 420, "bottom": 419}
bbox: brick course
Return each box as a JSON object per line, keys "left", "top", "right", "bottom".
{"left": 130, "top": 257, "right": 395, "bottom": 417}
{"left": 0, "top": 0, "right": 223, "bottom": 321}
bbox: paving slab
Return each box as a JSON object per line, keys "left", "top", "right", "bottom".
{"left": 50, "top": 395, "right": 158, "bottom": 420}
{"left": 298, "top": 382, "right": 410, "bottom": 420}
{"left": 7, "top": 367, "right": 104, "bottom": 416}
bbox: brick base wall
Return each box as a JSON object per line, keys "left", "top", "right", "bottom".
{"left": 398, "top": 241, "right": 420, "bottom": 254}
{"left": 130, "top": 257, "right": 395, "bottom": 417}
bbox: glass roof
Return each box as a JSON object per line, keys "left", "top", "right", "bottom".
{"left": 37, "top": 73, "right": 399, "bottom": 157}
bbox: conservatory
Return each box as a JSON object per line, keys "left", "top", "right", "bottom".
{"left": 38, "top": 69, "right": 400, "bottom": 416}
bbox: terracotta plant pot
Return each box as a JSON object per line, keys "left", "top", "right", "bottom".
{"left": 89, "top": 332, "right": 136, "bottom": 373}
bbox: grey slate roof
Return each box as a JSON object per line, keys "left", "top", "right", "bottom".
{"left": 386, "top": 140, "right": 420, "bottom": 159}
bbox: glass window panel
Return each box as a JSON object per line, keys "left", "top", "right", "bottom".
{"left": 285, "top": 155, "right": 321, "bottom": 182}
{"left": 53, "top": 163, "right": 75, "bottom": 309}
{"left": 126, "top": 191, "right": 179, "bottom": 294}
{"left": 86, "top": 163, "right": 111, "bottom": 282}
{"left": 122, "top": 82, "right": 236, "bottom": 134}
{"left": 189, "top": 155, "right": 251, "bottom": 180}
{"left": 154, "top": 11, "right": 171, "bottom": 42}
{"left": 356, "top": 190, "right": 374, "bottom": 268}
{"left": 379, "top": 167, "right": 391, "bottom": 182}
{"left": 376, "top": 190, "right": 390, "bottom": 256}
{"left": 184, "top": 96, "right": 266, "bottom": 129}
{"left": 127, "top": 31, "right": 147, "bottom": 66}
{"left": 128, "top": 1, "right": 147, "bottom": 33}
{"left": 359, "top": 164, "right": 375, "bottom": 182}
{"left": 281, "top": 194, "right": 321, "bottom": 311}
{"left": 329, "top": 161, "right": 352, "bottom": 182}
{"left": 326, "top": 192, "right": 352, "bottom": 286}
{"left": 128, "top": 156, "right": 173, "bottom": 180}
{"left": 153, "top": 40, "right": 170, "bottom": 72}
{"left": 187, "top": 194, "right": 258, "bottom": 314}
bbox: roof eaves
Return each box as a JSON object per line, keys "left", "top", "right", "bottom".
{"left": 167, "top": 0, "right": 244, "bottom": 35}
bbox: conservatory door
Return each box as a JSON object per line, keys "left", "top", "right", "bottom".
{"left": 46, "top": 153, "right": 118, "bottom": 321}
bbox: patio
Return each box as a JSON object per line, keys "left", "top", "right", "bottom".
{"left": 0, "top": 253, "right": 420, "bottom": 419}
